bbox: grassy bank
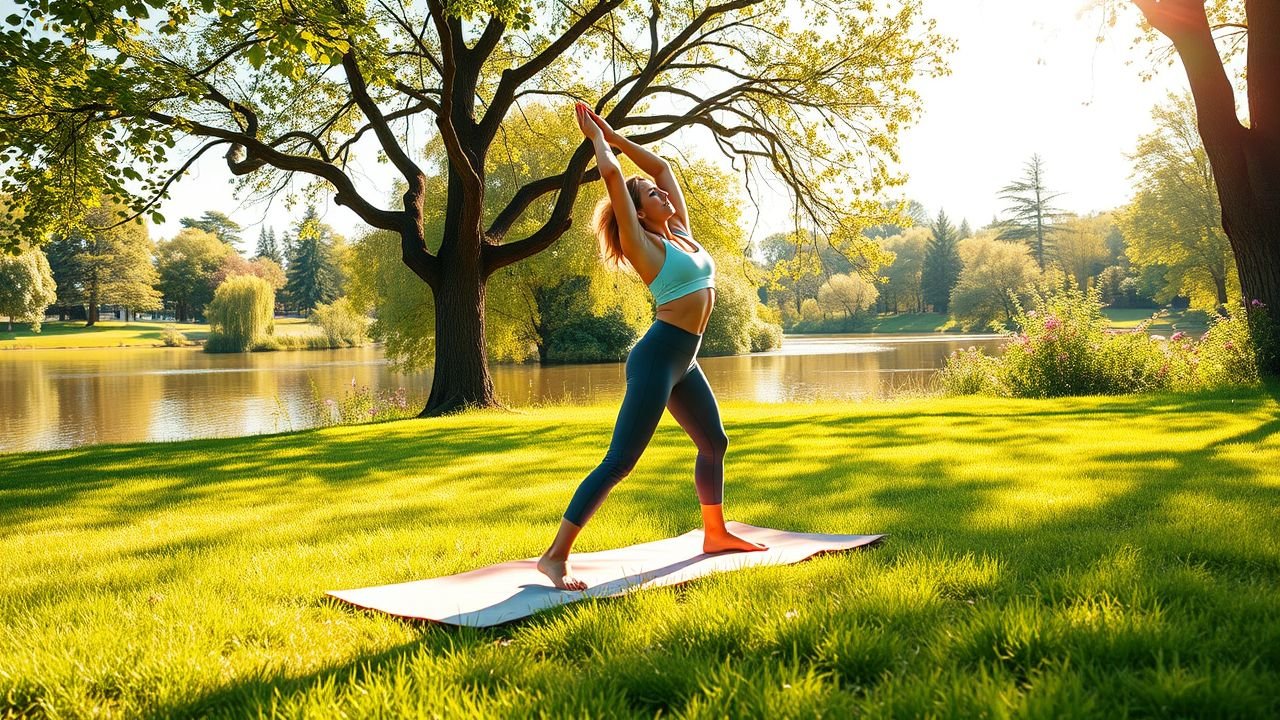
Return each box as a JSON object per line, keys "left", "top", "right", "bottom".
{"left": 785, "top": 309, "right": 1211, "bottom": 336}
{"left": 3, "top": 387, "right": 1278, "bottom": 717}
{"left": 0, "top": 318, "right": 327, "bottom": 350}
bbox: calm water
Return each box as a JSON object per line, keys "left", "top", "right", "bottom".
{"left": 0, "top": 334, "right": 1006, "bottom": 452}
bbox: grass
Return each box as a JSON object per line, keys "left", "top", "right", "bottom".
{"left": 2, "top": 385, "right": 1278, "bottom": 717}
{"left": 794, "top": 309, "right": 1209, "bottom": 336}
{"left": 0, "top": 318, "right": 328, "bottom": 350}
{"left": 1103, "top": 308, "right": 1211, "bottom": 333}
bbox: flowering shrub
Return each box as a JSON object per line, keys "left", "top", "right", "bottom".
{"left": 307, "top": 377, "right": 419, "bottom": 426}
{"left": 941, "top": 287, "right": 1266, "bottom": 398}
{"left": 938, "top": 346, "right": 1002, "bottom": 395}
{"left": 998, "top": 284, "right": 1109, "bottom": 397}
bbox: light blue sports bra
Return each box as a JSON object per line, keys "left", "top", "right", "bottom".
{"left": 647, "top": 228, "right": 715, "bottom": 306}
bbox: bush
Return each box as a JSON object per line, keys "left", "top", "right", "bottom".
{"left": 545, "top": 308, "right": 636, "bottom": 363}
{"left": 205, "top": 275, "right": 275, "bottom": 353}
{"left": 701, "top": 276, "right": 756, "bottom": 356}
{"left": 938, "top": 346, "right": 1002, "bottom": 395}
{"left": 159, "top": 324, "right": 187, "bottom": 347}
{"left": 310, "top": 296, "right": 369, "bottom": 348}
{"left": 749, "top": 315, "right": 783, "bottom": 353}
{"left": 998, "top": 284, "right": 1109, "bottom": 397}
{"left": 940, "top": 287, "right": 1267, "bottom": 398}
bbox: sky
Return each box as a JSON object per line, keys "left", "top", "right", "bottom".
{"left": 146, "top": 0, "right": 1193, "bottom": 251}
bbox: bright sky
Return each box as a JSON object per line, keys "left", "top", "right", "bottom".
{"left": 150, "top": 0, "right": 1190, "bottom": 251}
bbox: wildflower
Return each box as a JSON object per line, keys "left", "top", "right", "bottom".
{"left": 1171, "top": 331, "right": 1186, "bottom": 342}
{"left": 1044, "top": 316, "right": 1061, "bottom": 331}
{"left": 1250, "top": 299, "right": 1265, "bottom": 309}
{"left": 1225, "top": 341, "right": 1235, "bottom": 351}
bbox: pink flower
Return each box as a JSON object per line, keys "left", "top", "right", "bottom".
{"left": 1250, "top": 299, "right": 1265, "bottom": 309}
{"left": 1170, "top": 331, "right": 1186, "bottom": 341}
{"left": 1044, "top": 316, "right": 1061, "bottom": 331}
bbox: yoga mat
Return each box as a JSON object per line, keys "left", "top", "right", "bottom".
{"left": 326, "top": 522, "right": 884, "bottom": 627}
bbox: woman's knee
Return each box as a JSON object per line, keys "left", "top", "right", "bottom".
{"left": 705, "top": 428, "right": 728, "bottom": 459}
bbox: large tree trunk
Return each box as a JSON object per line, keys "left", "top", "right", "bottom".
{"left": 420, "top": 249, "right": 499, "bottom": 416}
{"left": 1156, "top": 0, "right": 1280, "bottom": 375}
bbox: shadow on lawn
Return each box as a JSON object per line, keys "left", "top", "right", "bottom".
{"left": 8, "top": 383, "right": 1280, "bottom": 717}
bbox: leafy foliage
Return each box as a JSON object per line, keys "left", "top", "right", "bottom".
{"left": 205, "top": 274, "right": 275, "bottom": 353}
{"left": 1119, "top": 93, "right": 1237, "bottom": 311}
{"left": 309, "top": 296, "right": 369, "bottom": 348}
{"left": 948, "top": 233, "right": 1039, "bottom": 331}
{"left": 155, "top": 227, "right": 233, "bottom": 321}
{"left": 0, "top": 246, "right": 57, "bottom": 331}
{"left": 941, "top": 285, "right": 1265, "bottom": 397}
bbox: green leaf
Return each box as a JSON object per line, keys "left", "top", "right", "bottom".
{"left": 245, "top": 43, "right": 266, "bottom": 69}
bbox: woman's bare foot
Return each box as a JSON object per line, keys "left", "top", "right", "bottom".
{"left": 537, "top": 554, "right": 587, "bottom": 591}
{"left": 703, "top": 530, "right": 768, "bottom": 554}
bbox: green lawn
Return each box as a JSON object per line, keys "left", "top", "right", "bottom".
{"left": 806, "top": 310, "right": 1209, "bottom": 336}
{"left": 2, "top": 387, "right": 1278, "bottom": 717}
{"left": 1103, "top": 308, "right": 1212, "bottom": 333}
{"left": 0, "top": 318, "right": 324, "bottom": 349}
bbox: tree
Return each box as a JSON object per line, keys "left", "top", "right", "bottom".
{"left": 816, "top": 272, "right": 879, "bottom": 319}
{"left": 255, "top": 226, "right": 283, "bottom": 266}
{"left": 1054, "top": 213, "right": 1113, "bottom": 292}
{"left": 284, "top": 206, "right": 343, "bottom": 314}
{"left": 1122, "top": 0, "right": 1280, "bottom": 372}
{"left": 0, "top": 246, "right": 56, "bottom": 331}
{"left": 180, "top": 211, "right": 242, "bottom": 250}
{"left": 155, "top": 228, "right": 233, "bottom": 321}
{"left": 861, "top": 200, "right": 930, "bottom": 240}
{"left": 0, "top": 0, "right": 949, "bottom": 414}
{"left": 878, "top": 226, "right": 930, "bottom": 313}
{"left": 44, "top": 197, "right": 163, "bottom": 325}
{"left": 949, "top": 234, "right": 1040, "bottom": 330}
{"left": 997, "top": 155, "right": 1067, "bottom": 271}
{"left": 205, "top": 275, "right": 275, "bottom": 352}
{"left": 922, "top": 209, "right": 962, "bottom": 313}
{"left": 1120, "top": 92, "right": 1237, "bottom": 311}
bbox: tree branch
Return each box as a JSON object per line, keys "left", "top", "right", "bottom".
{"left": 340, "top": 50, "right": 427, "bottom": 191}
{"left": 143, "top": 111, "right": 402, "bottom": 231}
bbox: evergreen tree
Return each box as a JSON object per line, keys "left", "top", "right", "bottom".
{"left": 284, "top": 206, "right": 340, "bottom": 314}
{"left": 958, "top": 218, "right": 973, "bottom": 240}
{"left": 255, "top": 226, "right": 283, "bottom": 265}
{"left": 922, "top": 209, "right": 963, "bottom": 313}
{"left": 997, "top": 155, "right": 1067, "bottom": 271}
{"left": 180, "top": 211, "right": 242, "bottom": 250}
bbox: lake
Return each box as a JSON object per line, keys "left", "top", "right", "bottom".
{"left": 0, "top": 333, "right": 1006, "bottom": 452}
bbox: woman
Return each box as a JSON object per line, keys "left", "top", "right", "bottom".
{"left": 537, "top": 102, "right": 767, "bottom": 591}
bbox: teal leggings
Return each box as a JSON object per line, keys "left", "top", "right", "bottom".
{"left": 563, "top": 319, "right": 727, "bottom": 526}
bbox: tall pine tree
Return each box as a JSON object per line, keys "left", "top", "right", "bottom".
{"left": 922, "top": 209, "right": 963, "bottom": 314}
{"left": 255, "top": 226, "right": 282, "bottom": 265}
{"left": 997, "top": 155, "right": 1067, "bottom": 271}
{"left": 284, "top": 206, "right": 340, "bottom": 314}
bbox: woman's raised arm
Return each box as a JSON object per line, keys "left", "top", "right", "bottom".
{"left": 585, "top": 107, "right": 690, "bottom": 233}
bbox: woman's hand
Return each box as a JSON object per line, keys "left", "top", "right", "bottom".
{"left": 583, "top": 106, "right": 621, "bottom": 147}
{"left": 575, "top": 102, "right": 604, "bottom": 143}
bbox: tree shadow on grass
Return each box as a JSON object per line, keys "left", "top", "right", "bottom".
{"left": 6, "top": 386, "right": 1280, "bottom": 717}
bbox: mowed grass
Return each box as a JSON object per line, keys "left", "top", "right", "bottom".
{"left": 1103, "top": 308, "right": 1210, "bottom": 333}
{"left": 2, "top": 387, "right": 1279, "bottom": 718}
{"left": 0, "top": 318, "right": 324, "bottom": 349}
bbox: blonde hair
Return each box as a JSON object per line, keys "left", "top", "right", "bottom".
{"left": 593, "top": 176, "right": 646, "bottom": 272}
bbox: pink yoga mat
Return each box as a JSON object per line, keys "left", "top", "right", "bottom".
{"left": 327, "top": 522, "right": 884, "bottom": 627}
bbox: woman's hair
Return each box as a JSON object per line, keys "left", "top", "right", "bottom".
{"left": 593, "top": 176, "right": 647, "bottom": 272}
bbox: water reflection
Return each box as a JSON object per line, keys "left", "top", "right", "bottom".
{"left": 1, "top": 334, "right": 1006, "bottom": 452}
